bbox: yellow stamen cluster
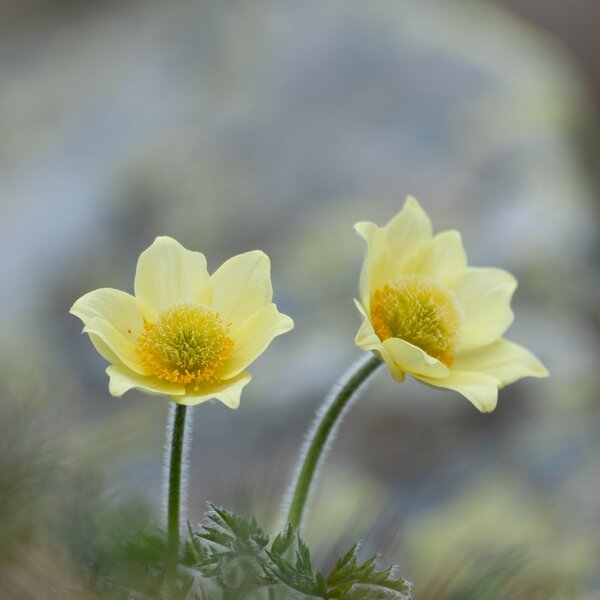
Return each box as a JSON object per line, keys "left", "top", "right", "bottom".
{"left": 138, "top": 304, "right": 234, "bottom": 388}
{"left": 371, "top": 274, "right": 464, "bottom": 366}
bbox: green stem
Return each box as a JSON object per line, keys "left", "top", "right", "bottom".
{"left": 285, "top": 354, "right": 382, "bottom": 530}
{"left": 164, "top": 403, "right": 188, "bottom": 592}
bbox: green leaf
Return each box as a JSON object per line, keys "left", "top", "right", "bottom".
{"left": 326, "top": 543, "right": 411, "bottom": 599}
{"left": 189, "top": 507, "right": 411, "bottom": 599}
{"left": 270, "top": 524, "right": 297, "bottom": 556}
{"left": 267, "top": 535, "right": 411, "bottom": 599}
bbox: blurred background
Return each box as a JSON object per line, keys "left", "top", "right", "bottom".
{"left": 1, "top": 0, "right": 599, "bottom": 597}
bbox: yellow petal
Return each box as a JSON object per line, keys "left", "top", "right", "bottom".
{"left": 71, "top": 287, "right": 144, "bottom": 334}
{"left": 134, "top": 236, "right": 211, "bottom": 313}
{"left": 83, "top": 318, "right": 151, "bottom": 375}
{"left": 373, "top": 344, "right": 405, "bottom": 382}
{"left": 210, "top": 250, "right": 273, "bottom": 330}
{"left": 454, "top": 339, "right": 548, "bottom": 386}
{"left": 385, "top": 196, "right": 433, "bottom": 262}
{"left": 106, "top": 364, "right": 185, "bottom": 397}
{"left": 355, "top": 196, "right": 432, "bottom": 307}
{"left": 174, "top": 372, "right": 252, "bottom": 408}
{"left": 354, "top": 221, "right": 384, "bottom": 307}
{"left": 354, "top": 300, "right": 381, "bottom": 349}
{"left": 382, "top": 337, "right": 449, "bottom": 379}
{"left": 218, "top": 304, "right": 293, "bottom": 379}
{"left": 457, "top": 267, "right": 517, "bottom": 350}
{"left": 353, "top": 300, "right": 403, "bottom": 381}
{"left": 356, "top": 318, "right": 380, "bottom": 350}
{"left": 88, "top": 332, "right": 120, "bottom": 364}
{"left": 414, "top": 370, "right": 499, "bottom": 413}
{"left": 71, "top": 288, "right": 146, "bottom": 368}
{"left": 402, "top": 230, "right": 467, "bottom": 288}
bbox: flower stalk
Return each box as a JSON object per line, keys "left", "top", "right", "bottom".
{"left": 284, "top": 354, "right": 382, "bottom": 530}
{"left": 164, "top": 403, "right": 189, "bottom": 591}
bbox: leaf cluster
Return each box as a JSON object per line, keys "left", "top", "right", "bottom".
{"left": 87, "top": 504, "right": 411, "bottom": 600}
{"left": 184, "top": 504, "right": 412, "bottom": 600}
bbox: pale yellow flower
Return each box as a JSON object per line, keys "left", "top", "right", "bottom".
{"left": 71, "top": 237, "right": 293, "bottom": 408}
{"left": 354, "top": 197, "right": 548, "bottom": 412}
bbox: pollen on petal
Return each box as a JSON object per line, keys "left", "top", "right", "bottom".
{"left": 370, "top": 274, "right": 464, "bottom": 367}
{"left": 137, "top": 303, "right": 233, "bottom": 388}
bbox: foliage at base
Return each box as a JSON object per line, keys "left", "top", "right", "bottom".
{"left": 87, "top": 504, "right": 412, "bottom": 600}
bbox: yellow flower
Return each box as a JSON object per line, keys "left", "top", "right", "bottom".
{"left": 354, "top": 197, "right": 548, "bottom": 412}
{"left": 71, "top": 237, "right": 294, "bottom": 408}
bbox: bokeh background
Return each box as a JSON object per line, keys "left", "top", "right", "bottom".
{"left": 1, "top": 0, "right": 599, "bottom": 598}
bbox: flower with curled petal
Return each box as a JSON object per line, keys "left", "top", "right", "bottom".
{"left": 71, "top": 237, "right": 293, "bottom": 408}
{"left": 354, "top": 197, "right": 548, "bottom": 412}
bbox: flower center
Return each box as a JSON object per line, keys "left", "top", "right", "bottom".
{"left": 138, "top": 304, "right": 234, "bottom": 387}
{"left": 370, "top": 274, "right": 464, "bottom": 366}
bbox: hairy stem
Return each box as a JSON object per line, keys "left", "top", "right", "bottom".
{"left": 284, "top": 354, "right": 382, "bottom": 530}
{"left": 164, "top": 403, "right": 188, "bottom": 591}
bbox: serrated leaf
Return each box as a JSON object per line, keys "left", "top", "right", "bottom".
{"left": 271, "top": 524, "right": 297, "bottom": 556}
{"left": 180, "top": 507, "right": 410, "bottom": 600}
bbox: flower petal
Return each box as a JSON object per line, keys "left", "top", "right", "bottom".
{"left": 355, "top": 196, "right": 432, "bottom": 307}
{"left": 354, "top": 301, "right": 404, "bottom": 381}
{"left": 414, "top": 370, "right": 499, "bottom": 413}
{"left": 71, "top": 287, "right": 144, "bottom": 335}
{"left": 457, "top": 267, "right": 517, "bottom": 350}
{"left": 174, "top": 372, "right": 252, "bottom": 408}
{"left": 71, "top": 288, "right": 147, "bottom": 370}
{"left": 83, "top": 318, "right": 151, "bottom": 375}
{"left": 354, "top": 300, "right": 381, "bottom": 349}
{"left": 373, "top": 344, "right": 405, "bottom": 382}
{"left": 88, "top": 333, "right": 120, "bottom": 364}
{"left": 134, "top": 236, "right": 211, "bottom": 313}
{"left": 106, "top": 364, "right": 185, "bottom": 397}
{"left": 383, "top": 337, "right": 449, "bottom": 379}
{"left": 454, "top": 338, "right": 548, "bottom": 386}
{"left": 402, "top": 230, "right": 467, "bottom": 288}
{"left": 385, "top": 196, "right": 433, "bottom": 264}
{"left": 218, "top": 304, "right": 293, "bottom": 380}
{"left": 354, "top": 221, "right": 384, "bottom": 308}
{"left": 210, "top": 250, "right": 273, "bottom": 330}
